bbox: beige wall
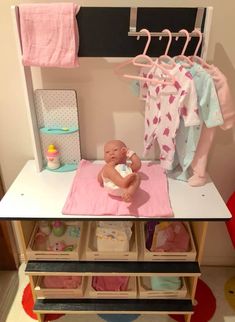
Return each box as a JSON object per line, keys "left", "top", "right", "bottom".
{"left": 0, "top": 0, "right": 235, "bottom": 264}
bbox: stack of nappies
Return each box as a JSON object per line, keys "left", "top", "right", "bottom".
{"left": 96, "top": 221, "right": 133, "bottom": 252}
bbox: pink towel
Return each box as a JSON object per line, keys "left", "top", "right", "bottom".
{"left": 92, "top": 276, "right": 129, "bottom": 292}
{"left": 43, "top": 276, "right": 82, "bottom": 289}
{"left": 19, "top": 3, "right": 80, "bottom": 67}
{"left": 62, "top": 160, "right": 173, "bottom": 217}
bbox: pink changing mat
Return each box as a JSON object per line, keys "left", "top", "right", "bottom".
{"left": 62, "top": 160, "right": 173, "bottom": 217}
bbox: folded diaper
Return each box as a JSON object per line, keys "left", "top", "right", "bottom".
{"left": 96, "top": 221, "right": 133, "bottom": 252}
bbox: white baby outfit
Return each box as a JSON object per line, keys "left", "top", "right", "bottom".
{"left": 142, "top": 63, "right": 200, "bottom": 170}
{"left": 102, "top": 163, "right": 132, "bottom": 196}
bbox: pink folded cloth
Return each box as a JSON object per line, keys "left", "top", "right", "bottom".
{"left": 63, "top": 160, "right": 173, "bottom": 217}
{"left": 19, "top": 3, "right": 80, "bottom": 67}
{"left": 151, "top": 222, "right": 190, "bottom": 252}
{"left": 43, "top": 276, "right": 82, "bottom": 289}
{"left": 92, "top": 276, "right": 129, "bottom": 292}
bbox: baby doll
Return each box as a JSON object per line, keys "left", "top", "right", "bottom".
{"left": 97, "top": 140, "right": 141, "bottom": 202}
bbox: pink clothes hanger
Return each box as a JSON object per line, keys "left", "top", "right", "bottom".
{"left": 174, "top": 29, "right": 193, "bottom": 67}
{"left": 114, "top": 29, "right": 152, "bottom": 76}
{"left": 124, "top": 29, "right": 176, "bottom": 85}
{"left": 158, "top": 29, "right": 176, "bottom": 69}
{"left": 189, "top": 28, "right": 211, "bottom": 68}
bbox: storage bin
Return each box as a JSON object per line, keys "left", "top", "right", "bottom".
{"left": 85, "top": 221, "right": 138, "bottom": 261}
{"left": 139, "top": 221, "right": 197, "bottom": 261}
{"left": 86, "top": 276, "right": 137, "bottom": 298}
{"left": 26, "top": 221, "right": 83, "bottom": 261}
{"left": 34, "top": 275, "right": 85, "bottom": 298}
{"left": 138, "top": 276, "right": 187, "bottom": 298}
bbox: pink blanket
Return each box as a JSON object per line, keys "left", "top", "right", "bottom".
{"left": 62, "top": 160, "right": 173, "bottom": 217}
{"left": 19, "top": 3, "right": 79, "bottom": 68}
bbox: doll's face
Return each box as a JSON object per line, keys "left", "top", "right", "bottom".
{"left": 104, "top": 140, "right": 127, "bottom": 164}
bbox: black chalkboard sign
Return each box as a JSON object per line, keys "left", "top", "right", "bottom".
{"left": 77, "top": 7, "right": 205, "bottom": 57}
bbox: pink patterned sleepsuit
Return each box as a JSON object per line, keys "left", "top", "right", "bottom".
{"left": 143, "top": 64, "right": 200, "bottom": 170}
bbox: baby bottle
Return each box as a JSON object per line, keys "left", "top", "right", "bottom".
{"left": 46, "top": 144, "right": 60, "bottom": 170}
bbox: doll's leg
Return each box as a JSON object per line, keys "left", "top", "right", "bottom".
{"left": 122, "top": 173, "right": 140, "bottom": 202}
{"left": 188, "top": 125, "right": 216, "bottom": 186}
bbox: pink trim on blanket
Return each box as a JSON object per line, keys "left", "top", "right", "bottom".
{"left": 62, "top": 160, "right": 173, "bottom": 217}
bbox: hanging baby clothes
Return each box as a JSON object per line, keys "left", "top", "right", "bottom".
{"left": 169, "top": 62, "right": 223, "bottom": 181}
{"left": 142, "top": 63, "right": 200, "bottom": 170}
{"left": 189, "top": 65, "right": 235, "bottom": 186}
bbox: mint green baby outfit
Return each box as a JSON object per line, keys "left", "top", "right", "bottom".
{"left": 170, "top": 63, "right": 224, "bottom": 181}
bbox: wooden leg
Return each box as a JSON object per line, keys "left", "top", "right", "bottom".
{"left": 36, "top": 313, "right": 45, "bottom": 322}
{"left": 184, "top": 313, "right": 192, "bottom": 322}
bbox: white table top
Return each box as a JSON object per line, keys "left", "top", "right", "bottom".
{"left": 0, "top": 160, "right": 231, "bottom": 220}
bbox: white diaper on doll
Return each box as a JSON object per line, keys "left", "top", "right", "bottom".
{"left": 102, "top": 163, "right": 133, "bottom": 196}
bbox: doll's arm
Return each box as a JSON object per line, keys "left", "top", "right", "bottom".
{"left": 103, "top": 164, "right": 135, "bottom": 188}
{"left": 127, "top": 150, "right": 142, "bottom": 172}
{"left": 97, "top": 168, "right": 104, "bottom": 186}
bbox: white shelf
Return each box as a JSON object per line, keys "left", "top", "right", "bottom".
{"left": 0, "top": 160, "right": 231, "bottom": 220}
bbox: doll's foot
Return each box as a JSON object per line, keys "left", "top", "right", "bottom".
{"left": 188, "top": 173, "right": 209, "bottom": 187}
{"left": 122, "top": 190, "right": 133, "bottom": 203}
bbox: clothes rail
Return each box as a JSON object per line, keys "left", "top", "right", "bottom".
{"left": 129, "top": 7, "right": 206, "bottom": 35}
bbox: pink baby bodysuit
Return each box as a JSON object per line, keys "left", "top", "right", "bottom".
{"left": 143, "top": 64, "right": 200, "bottom": 170}
{"left": 189, "top": 65, "right": 235, "bottom": 185}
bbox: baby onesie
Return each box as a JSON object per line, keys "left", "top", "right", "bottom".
{"left": 143, "top": 63, "right": 200, "bottom": 170}
{"left": 170, "top": 63, "right": 223, "bottom": 181}
{"left": 189, "top": 65, "right": 235, "bottom": 185}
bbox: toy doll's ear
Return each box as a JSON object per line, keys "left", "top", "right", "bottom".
{"left": 121, "top": 147, "right": 127, "bottom": 155}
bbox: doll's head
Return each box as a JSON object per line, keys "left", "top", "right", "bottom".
{"left": 104, "top": 140, "right": 127, "bottom": 165}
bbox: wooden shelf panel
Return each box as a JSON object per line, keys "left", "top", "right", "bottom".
{"left": 34, "top": 298, "right": 193, "bottom": 314}
{"left": 26, "top": 261, "right": 201, "bottom": 275}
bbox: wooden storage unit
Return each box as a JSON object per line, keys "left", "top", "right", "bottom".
{"left": 0, "top": 161, "right": 231, "bottom": 322}
{"left": 139, "top": 222, "right": 197, "bottom": 262}
{"left": 138, "top": 276, "right": 188, "bottom": 299}
{"left": 26, "top": 221, "right": 83, "bottom": 261}
{"left": 1, "top": 4, "right": 232, "bottom": 322}
{"left": 86, "top": 276, "right": 137, "bottom": 299}
{"left": 35, "top": 275, "right": 85, "bottom": 299}
{"left": 85, "top": 221, "right": 138, "bottom": 261}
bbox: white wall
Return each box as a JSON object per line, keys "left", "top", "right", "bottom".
{"left": 0, "top": 0, "right": 235, "bottom": 265}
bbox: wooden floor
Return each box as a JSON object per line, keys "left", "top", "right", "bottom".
{"left": 0, "top": 271, "right": 19, "bottom": 321}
